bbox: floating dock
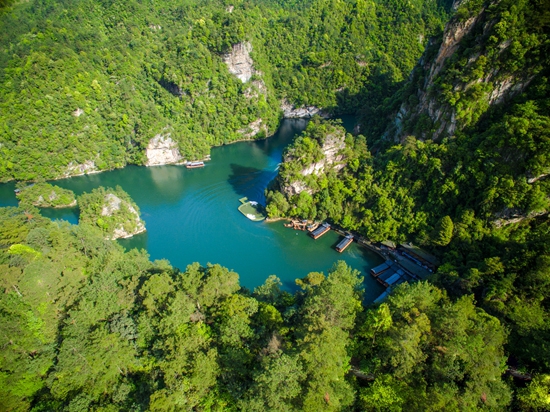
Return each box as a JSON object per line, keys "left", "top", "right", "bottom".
{"left": 186, "top": 161, "right": 205, "bottom": 169}
{"left": 238, "top": 197, "right": 266, "bottom": 221}
{"left": 370, "top": 260, "right": 393, "bottom": 277}
{"left": 374, "top": 288, "right": 392, "bottom": 304}
{"left": 335, "top": 234, "right": 354, "bottom": 252}
{"left": 309, "top": 222, "right": 330, "bottom": 239}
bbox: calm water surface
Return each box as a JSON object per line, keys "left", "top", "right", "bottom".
{"left": 0, "top": 119, "right": 384, "bottom": 301}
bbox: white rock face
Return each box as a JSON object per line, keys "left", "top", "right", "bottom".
{"left": 145, "top": 133, "right": 183, "bottom": 166}
{"left": 238, "top": 118, "right": 268, "bottom": 139}
{"left": 64, "top": 160, "right": 98, "bottom": 177}
{"left": 72, "top": 108, "right": 84, "bottom": 117}
{"left": 102, "top": 194, "right": 146, "bottom": 239}
{"left": 280, "top": 99, "right": 328, "bottom": 119}
{"left": 224, "top": 42, "right": 255, "bottom": 83}
{"left": 283, "top": 130, "right": 347, "bottom": 197}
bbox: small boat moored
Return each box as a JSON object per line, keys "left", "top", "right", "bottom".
{"left": 309, "top": 222, "right": 331, "bottom": 239}
{"left": 186, "top": 161, "right": 205, "bottom": 169}
{"left": 335, "top": 234, "right": 354, "bottom": 252}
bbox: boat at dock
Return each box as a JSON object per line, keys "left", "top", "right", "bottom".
{"left": 238, "top": 197, "right": 266, "bottom": 221}
{"left": 186, "top": 161, "right": 205, "bottom": 169}
{"left": 336, "top": 234, "right": 354, "bottom": 252}
{"left": 309, "top": 222, "right": 330, "bottom": 239}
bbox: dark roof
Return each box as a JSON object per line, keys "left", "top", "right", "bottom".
{"left": 398, "top": 243, "right": 439, "bottom": 266}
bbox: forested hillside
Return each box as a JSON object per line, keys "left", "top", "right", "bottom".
{"left": 266, "top": 0, "right": 550, "bottom": 407}
{"left": 2, "top": 0, "right": 550, "bottom": 409}
{"left": 0, "top": 206, "right": 512, "bottom": 410}
{"left": 0, "top": 0, "right": 449, "bottom": 181}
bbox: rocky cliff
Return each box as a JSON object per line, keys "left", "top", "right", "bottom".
{"left": 224, "top": 41, "right": 256, "bottom": 83}
{"left": 101, "top": 193, "right": 146, "bottom": 240}
{"left": 63, "top": 160, "right": 99, "bottom": 178}
{"left": 78, "top": 187, "right": 146, "bottom": 240}
{"left": 280, "top": 99, "right": 328, "bottom": 119}
{"left": 145, "top": 133, "right": 183, "bottom": 166}
{"left": 279, "top": 122, "right": 347, "bottom": 197}
{"left": 387, "top": 0, "right": 541, "bottom": 142}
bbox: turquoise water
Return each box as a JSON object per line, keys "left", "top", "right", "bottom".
{"left": 0, "top": 118, "right": 384, "bottom": 300}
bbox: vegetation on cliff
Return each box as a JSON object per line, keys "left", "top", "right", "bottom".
{"left": 16, "top": 182, "right": 76, "bottom": 208}
{"left": 266, "top": 0, "right": 550, "bottom": 405}
{"left": 78, "top": 186, "right": 145, "bottom": 240}
{"left": 1, "top": 0, "right": 549, "bottom": 408}
{"left": 0, "top": 0, "right": 449, "bottom": 181}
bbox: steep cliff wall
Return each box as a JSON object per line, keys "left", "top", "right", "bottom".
{"left": 388, "top": 0, "right": 543, "bottom": 142}
{"left": 145, "top": 133, "right": 183, "bottom": 166}
{"left": 278, "top": 121, "right": 347, "bottom": 197}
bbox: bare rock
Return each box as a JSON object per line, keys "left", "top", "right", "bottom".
{"left": 145, "top": 133, "right": 183, "bottom": 166}
{"left": 224, "top": 42, "right": 255, "bottom": 83}
{"left": 280, "top": 99, "right": 329, "bottom": 119}
{"left": 282, "top": 129, "right": 347, "bottom": 196}
{"left": 238, "top": 118, "right": 268, "bottom": 139}
{"left": 72, "top": 108, "right": 84, "bottom": 117}
{"left": 101, "top": 194, "right": 146, "bottom": 239}
{"left": 65, "top": 160, "right": 98, "bottom": 177}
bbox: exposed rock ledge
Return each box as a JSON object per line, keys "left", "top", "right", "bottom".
{"left": 224, "top": 42, "right": 255, "bottom": 83}
{"left": 283, "top": 129, "right": 347, "bottom": 197}
{"left": 281, "top": 99, "right": 328, "bottom": 119}
{"left": 493, "top": 208, "right": 548, "bottom": 229}
{"left": 63, "top": 160, "right": 99, "bottom": 178}
{"left": 238, "top": 118, "right": 268, "bottom": 139}
{"left": 145, "top": 133, "right": 183, "bottom": 166}
{"left": 102, "top": 194, "right": 146, "bottom": 240}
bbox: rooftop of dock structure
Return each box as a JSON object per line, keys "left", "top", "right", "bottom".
{"left": 335, "top": 234, "right": 353, "bottom": 252}
{"left": 398, "top": 243, "right": 439, "bottom": 269}
{"left": 309, "top": 222, "right": 330, "bottom": 239}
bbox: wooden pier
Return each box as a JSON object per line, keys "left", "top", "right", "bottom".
{"left": 335, "top": 234, "right": 354, "bottom": 252}
{"left": 284, "top": 219, "right": 308, "bottom": 230}
{"left": 309, "top": 222, "right": 330, "bottom": 239}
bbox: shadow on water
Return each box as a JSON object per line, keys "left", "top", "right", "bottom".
{"left": 282, "top": 279, "right": 300, "bottom": 294}
{"left": 227, "top": 163, "right": 276, "bottom": 206}
{"left": 40, "top": 207, "right": 79, "bottom": 225}
{"left": 252, "top": 118, "right": 309, "bottom": 161}
{"left": 0, "top": 181, "right": 18, "bottom": 208}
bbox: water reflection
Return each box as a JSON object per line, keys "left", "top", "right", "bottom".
{"left": 0, "top": 118, "right": 384, "bottom": 295}
{"left": 227, "top": 164, "right": 275, "bottom": 205}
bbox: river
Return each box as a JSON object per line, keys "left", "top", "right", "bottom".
{"left": 0, "top": 118, "right": 385, "bottom": 301}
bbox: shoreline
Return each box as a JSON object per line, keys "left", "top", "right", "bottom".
{"left": 0, "top": 116, "right": 316, "bottom": 184}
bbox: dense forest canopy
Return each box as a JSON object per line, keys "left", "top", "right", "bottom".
{"left": 1, "top": 0, "right": 550, "bottom": 410}
{"left": 0, "top": 206, "right": 514, "bottom": 410}
{"left": 265, "top": 0, "right": 550, "bottom": 408}
{"left": 0, "top": 0, "right": 449, "bottom": 181}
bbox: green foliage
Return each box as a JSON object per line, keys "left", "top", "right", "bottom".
{"left": 516, "top": 374, "right": 550, "bottom": 411}
{"left": 0, "top": 206, "right": 515, "bottom": 410}
{"left": 0, "top": 0, "right": 448, "bottom": 181}
{"left": 78, "top": 186, "right": 145, "bottom": 239}
{"left": 433, "top": 215, "right": 453, "bottom": 246}
{"left": 16, "top": 183, "right": 76, "bottom": 208}
{"left": 356, "top": 282, "right": 511, "bottom": 410}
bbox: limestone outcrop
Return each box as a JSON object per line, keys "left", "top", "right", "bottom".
{"left": 280, "top": 99, "right": 328, "bottom": 119}
{"left": 101, "top": 193, "right": 146, "bottom": 239}
{"left": 238, "top": 119, "right": 268, "bottom": 139}
{"left": 145, "top": 133, "right": 183, "bottom": 166}
{"left": 386, "top": 1, "right": 536, "bottom": 142}
{"left": 281, "top": 127, "right": 347, "bottom": 197}
{"left": 64, "top": 160, "right": 99, "bottom": 178}
{"left": 224, "top": 42, "right": 255, "bottom": 83}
